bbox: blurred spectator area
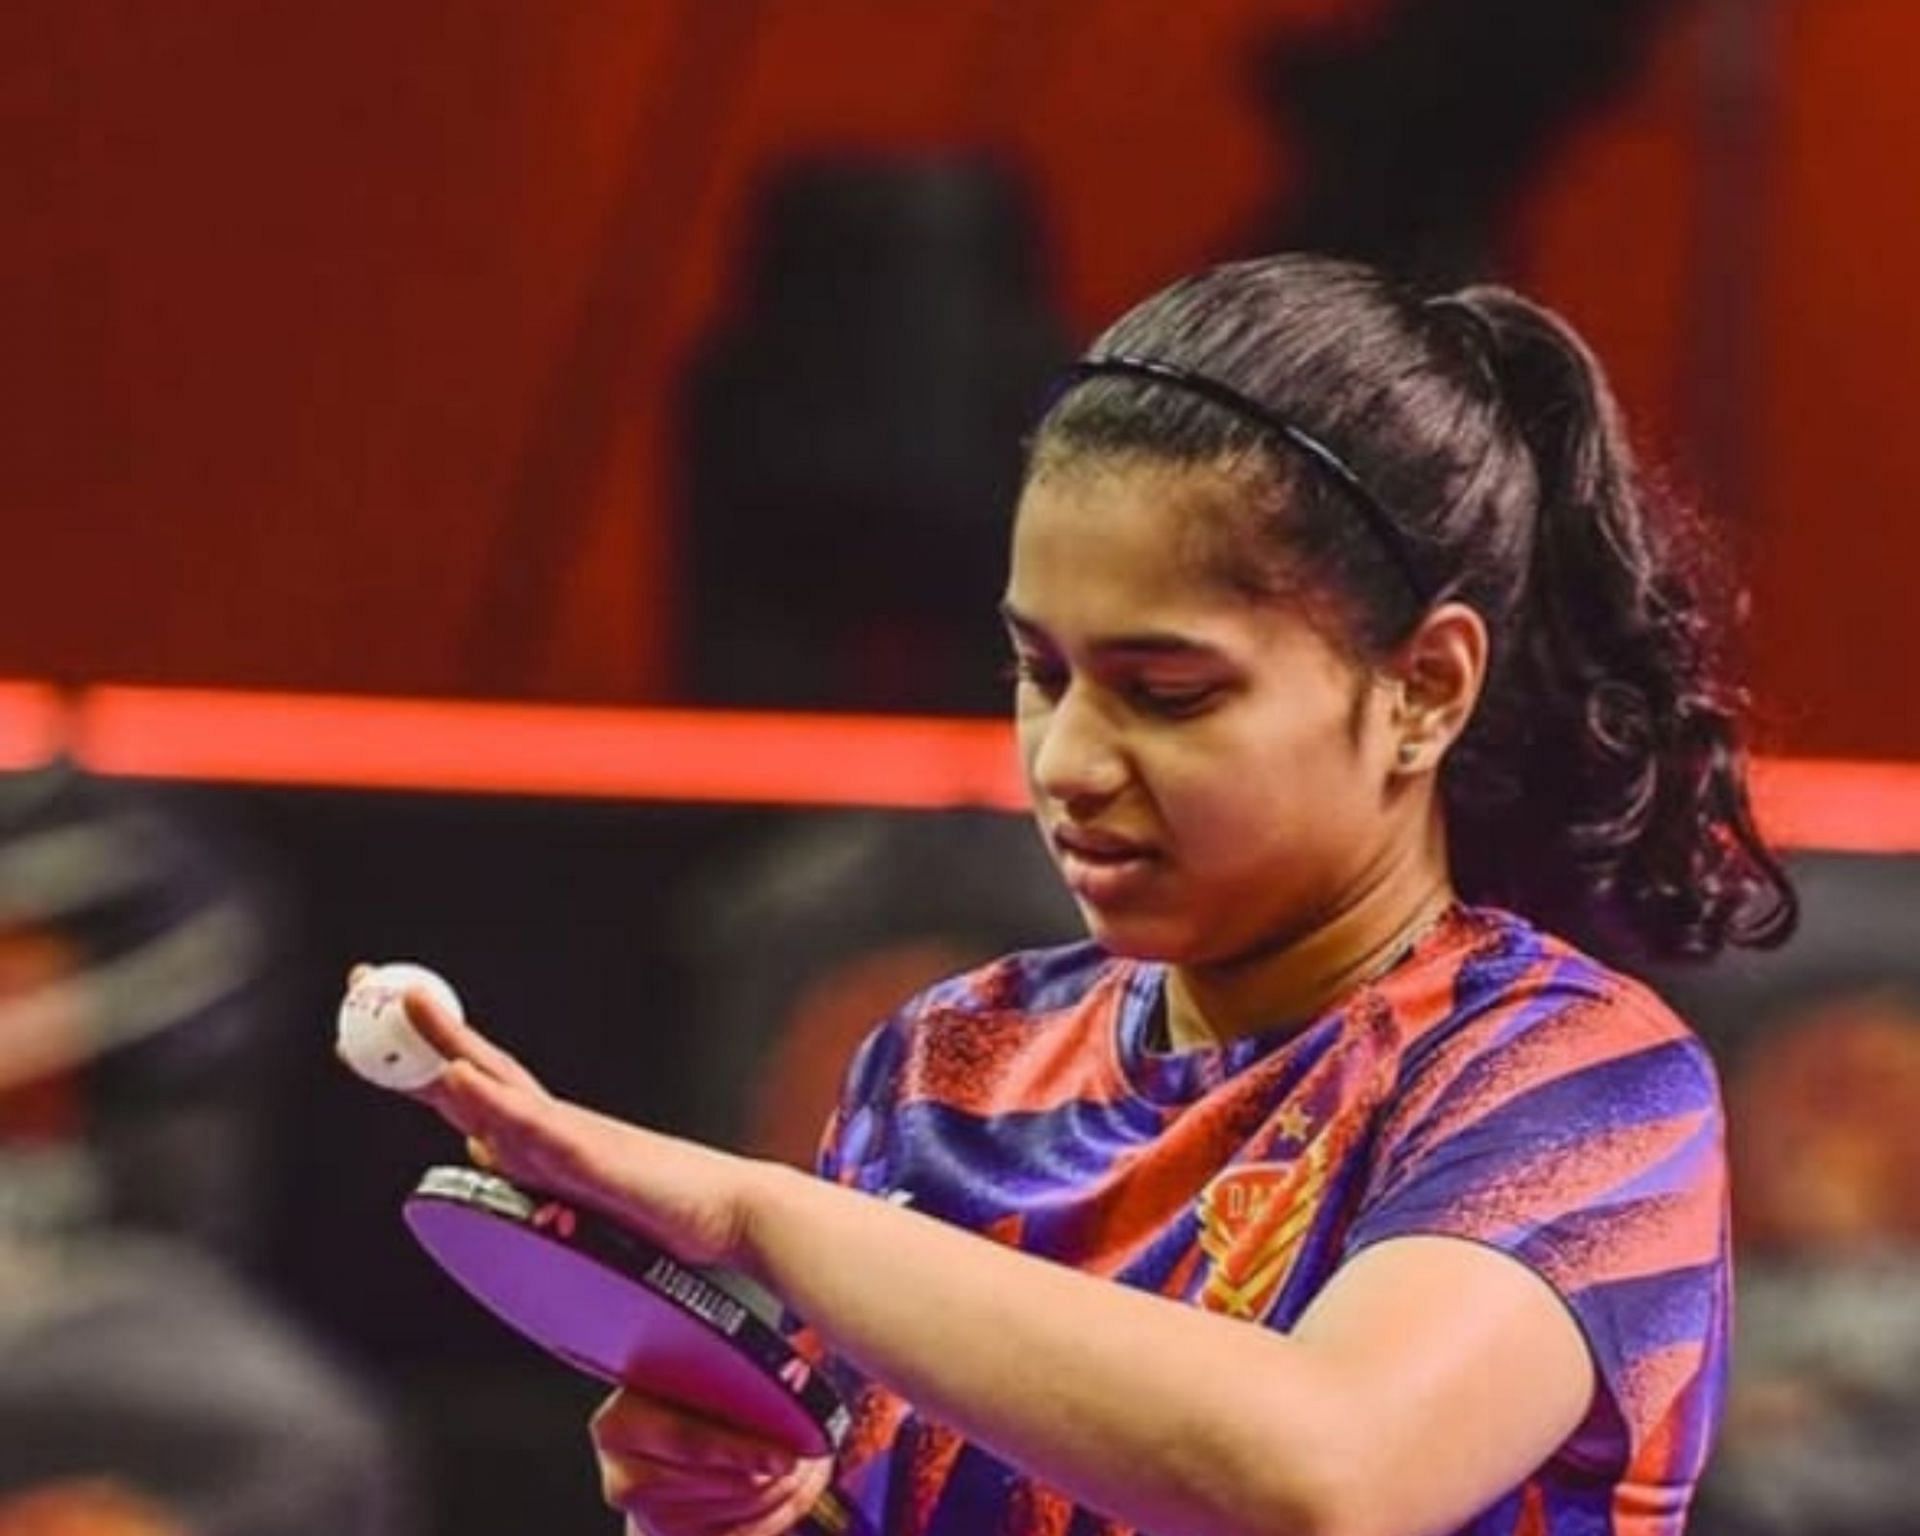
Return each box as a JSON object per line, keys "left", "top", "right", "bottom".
{"left": 85, "top": 779, "right": 1910, "bottom": 1536}
{"left": 6, "top": 1, "right": 1920, "bottom": 756}
{"left": 1650, "top": 864, "right": 1920, "bottom": 1536}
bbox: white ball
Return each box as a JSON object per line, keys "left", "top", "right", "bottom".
{"left": 336, "top": 961, "right": 463, "bottom": 1092}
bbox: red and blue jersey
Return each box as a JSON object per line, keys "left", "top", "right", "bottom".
{"left": 814, "top": 903, "right": 1729, "bottom": 1536}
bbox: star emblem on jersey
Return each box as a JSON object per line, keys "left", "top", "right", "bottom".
{"left": 1273, "top": 1101, "right": 1313, "bottom": 1145}
{"left": 1194, "top": 1138, "right": 1331, "bottom": 1321}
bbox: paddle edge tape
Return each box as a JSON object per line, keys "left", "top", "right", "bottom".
{"left": 404, "top": 1164, "right": 853, "bottom": 1451}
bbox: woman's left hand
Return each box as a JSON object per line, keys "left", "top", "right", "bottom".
{"left": 364, "top": 967, "right": 763, "bottom": 1270}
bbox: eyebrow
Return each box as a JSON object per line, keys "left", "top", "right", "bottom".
{"left": 998, "top": 602, "right": 1230, "bottom": 660}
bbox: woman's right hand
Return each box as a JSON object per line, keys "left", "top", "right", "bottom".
{"left": 591, "top": 1388, "right": 836, "bottom": 1536}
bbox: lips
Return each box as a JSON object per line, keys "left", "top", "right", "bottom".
{"left": 1052, "top": 826, "right": 1160, "bottom": 905}
{"left": 1052, "top": 826, "right": 1155, "bottom": 862}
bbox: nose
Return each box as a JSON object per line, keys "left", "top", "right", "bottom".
{"left": 1025, "top": 682, "right": 1128, "bottom": 810}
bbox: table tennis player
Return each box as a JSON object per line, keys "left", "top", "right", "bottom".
{"left": 393, "top": 254, "right": 1799, "bottom": 1536}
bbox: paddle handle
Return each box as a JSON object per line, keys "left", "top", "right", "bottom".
{"left": 801, "top": 1485, "right": 869, "bottom": 1536}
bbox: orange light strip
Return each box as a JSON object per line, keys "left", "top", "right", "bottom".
{"left": 0, "top": 681, "right": 1913, "bottom": 853}
{"left": 0, "top": 681, "right": 65, "bottom": 770}
{"left": 1748, "top": 756, "right": 1920, "bottom": 856}
{"left": 71, "top": 686, "right": 1029, "bottom": 810}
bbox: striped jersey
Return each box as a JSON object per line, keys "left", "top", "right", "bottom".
{"left": 814, "top": 903, "right": 1729, "bottom": 1536}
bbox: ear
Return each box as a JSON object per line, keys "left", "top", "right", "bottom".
{"left": 1383, "top": 602, "right": 1488, "bottom": 775}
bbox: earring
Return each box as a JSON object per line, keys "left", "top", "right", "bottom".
{"left": 1395, "top": 741, "right": 1421, "bottom": 770}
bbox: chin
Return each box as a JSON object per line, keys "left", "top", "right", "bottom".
{"left": 1076, "top": 905, "right": 1210, "bottom": 963}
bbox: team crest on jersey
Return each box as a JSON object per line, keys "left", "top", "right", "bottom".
{"left": 1195, "top": 1137, "right": 1331, "bottom": 1321}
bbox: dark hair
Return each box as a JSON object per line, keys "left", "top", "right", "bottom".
{"left": 1029, "top": 254, "right": 1797, "bottom": 961}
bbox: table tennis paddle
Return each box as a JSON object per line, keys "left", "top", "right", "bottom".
{"left": 404, "top": 1164, "right": 864, "bottom": 1533}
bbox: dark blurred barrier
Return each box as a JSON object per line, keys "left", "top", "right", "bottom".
{"left": 46, "top": 779, "right": 1884, "bottom": 1536}
{"left": 1251, "top": 0, "right": 1677, "bottom": 285}
{"left": 4, "top": 769, "right": 1911, "bottom": 1535}
{"left": 684, "top": 155, "right": 1069, "bottom": 714}
{"left": 0, "top": 769, "right": 417, "bottom": 1536}
{"left": 1640, "top": 863, "right": 1919, "bottom": 1536}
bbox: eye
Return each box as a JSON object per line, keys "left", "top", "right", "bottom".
{"left": 1127, "top": 681, "right": 1220, "bottom": 718}
{"left": 1002, "top": 654, "right": 1067, "bottom": 698}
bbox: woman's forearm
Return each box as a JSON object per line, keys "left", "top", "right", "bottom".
{"left": 741, "top": 1162, "right": 1357, "bottom": 1536}
{"left": 395, "top": 1013, "right": 1582, "bottom": 1536}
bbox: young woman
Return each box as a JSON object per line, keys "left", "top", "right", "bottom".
{"left": 391, "top": 255, "right": 1796, "bottom": 1536}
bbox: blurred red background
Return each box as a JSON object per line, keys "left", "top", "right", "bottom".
{"left": 6, "top": 0, "right": 1914, "bottom": 757}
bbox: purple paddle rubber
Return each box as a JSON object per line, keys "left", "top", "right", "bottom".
{"left": 403, "top": 1166, "right": 848, "bottom": 1456}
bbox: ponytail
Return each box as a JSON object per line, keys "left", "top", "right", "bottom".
{"left": 1438, "top": 286, "right": 1797, "bottom": 959}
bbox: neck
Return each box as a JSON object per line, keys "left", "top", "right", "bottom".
{"left": 1162, "top": 819, "right": 1454, "bottom": 1052}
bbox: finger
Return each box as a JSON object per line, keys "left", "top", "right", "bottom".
{"left": 598, "top": 1453, "right": 808, "bottom": 1519}
{"left": 413, "top": 1062, "right": 540, "bottom": 1165}
{"left": 421, "top": 1070, "right": 747, "bottom": 1267}
{"left": 600, "top": 1453, "right": 784, "bottom": 1504}
{"left": 400, "top": 988, "right": 544, "bottom": 1094}
{"left": 419, "top": 1062, "right": 632, "bottom": 1203}
{"left": 722, "top": 1462, "right": 838, "bottom": 1536}
{"left": 591, "top": 1389, "right": 800, "bottom": 1476}
{"left": 408, "top": 1055, "right": 543, "bottom": 1148}
{"left": 433, "top": 1064, "right": 633, "bottom": 1196}
{"left": 600, "top": 1455, "right": 831, "bottom": 1536}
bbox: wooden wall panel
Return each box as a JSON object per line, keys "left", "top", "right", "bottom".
{"left": 6, "top": 1, "right": 1918, "bottom": 756}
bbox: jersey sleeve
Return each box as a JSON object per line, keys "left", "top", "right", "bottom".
{"left": 814, "top": 1008, "right": 911, "bottom": 1193}
{"left": 1344, "top": 983, "right": 1731, "bottom": 1483}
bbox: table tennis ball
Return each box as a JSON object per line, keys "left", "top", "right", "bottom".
{"left": 337, "top": 961, "right": 462, "bottom": 1091}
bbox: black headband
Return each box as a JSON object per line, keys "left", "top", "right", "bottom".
{"left": 1050, "top": 354, "right": 1430, "bottom": 605}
